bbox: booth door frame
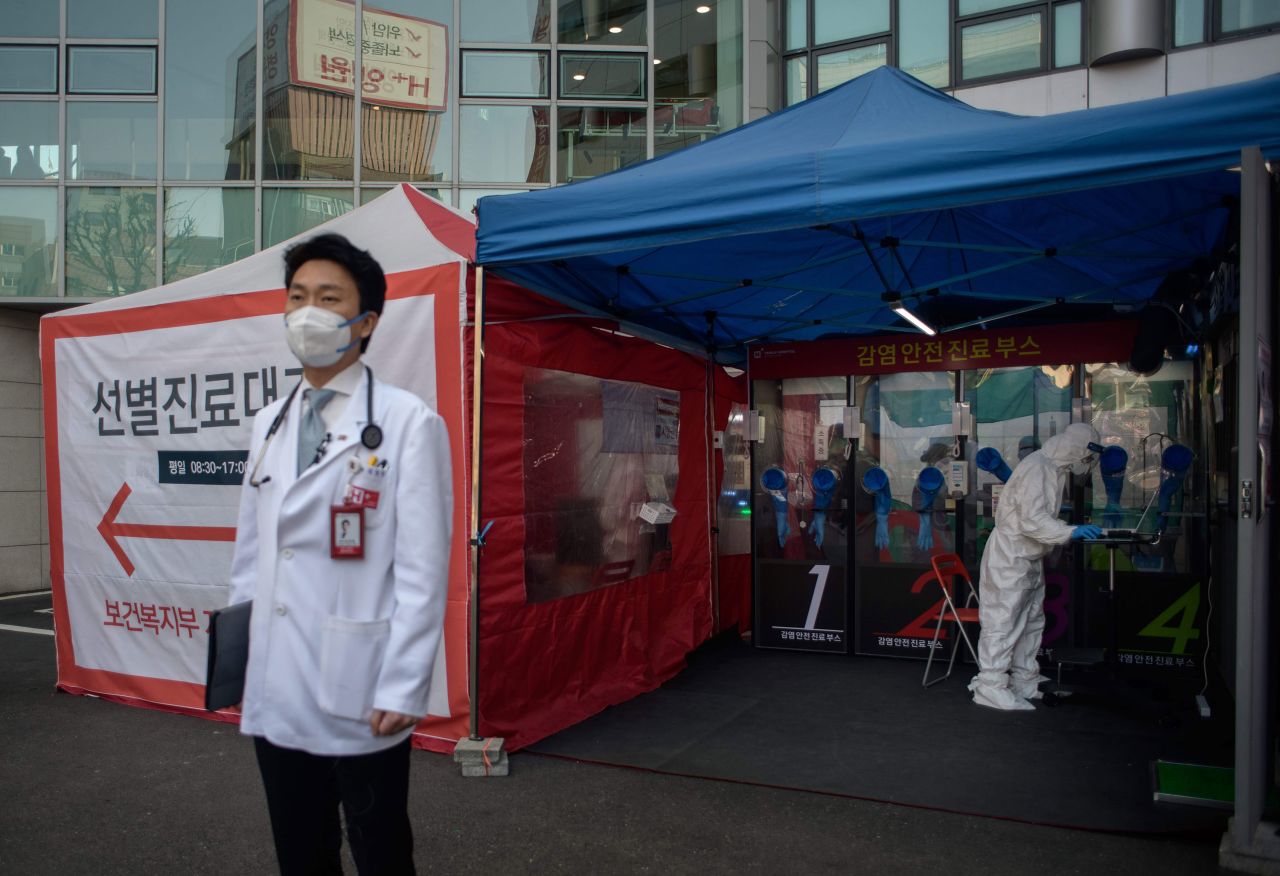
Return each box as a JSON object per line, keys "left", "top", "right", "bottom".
{"left": 1225, "top": 146, "right": 1277, "bottom": 867}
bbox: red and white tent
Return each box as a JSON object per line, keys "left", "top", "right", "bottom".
{"left": 41, "top": 183, "right": 748, "bottom": 753}
{"left": 41, "top": 184, "right": 475, "bottom": 750}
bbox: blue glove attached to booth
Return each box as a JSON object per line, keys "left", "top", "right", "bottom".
{"left": 861, "top": 466, "right": 892, "bottom": 551}
{"left": 915, "top": 466, "right": 944, "bottom": 551}
{"left": 1157, "top": 444, "right": 1194, "bottom": 530}
{"left": 1071, "top": 524, "right": 1103, "bottom": 541}
{"left": 974, "top": 446, "right": 1012, "bottom": 484}
{"left": 761, "top": 466, "right": 790, "bottom": 548}
{"left": 1098, "top": 445, "right": 1128, "bottom": 528}
{"left": 810, "top": 465, "right": 840, "bottom": 549}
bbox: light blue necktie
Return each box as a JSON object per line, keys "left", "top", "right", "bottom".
{"left": 297, "top": 388, "right": 335, "bottom": 475}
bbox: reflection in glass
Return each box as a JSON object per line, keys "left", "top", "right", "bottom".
{"left": 68, "top": 0, "right": 158, "bottom": 38}
{"left": 785, "top": 55, "right": 808, "bottom": 105}
{"left": 958, "top": 0, "right": 1024, "bottom": 14}
{"left": 0, "top": 0, "right": 58, "bottom": 37}
{"left": 361, "top": 186, "right": 446, "bottom": 205}
{"left": 653, "top": 0, "right": 742, "bottom": 158}
{"left": 66, "top": 188, "right": 157, "bottom": 296}
{"left": 557, "top": 107, "right": 647, "bottom": 182}
{"left": 68, "top": 47, "right": 157, "bottom": 94}
{"left": 816, "top": 42, "right": 886, "bottom": 93}
{"left": 166, "top": 0, "right": 256, "bottom": 181}
{"left": 262, "top": 188, "right": 354, "bottom": 248}
{"left": 460, "top": 0, "right": 548, "bottom": 42}
{"left": 0, "top": 188, "right": 57, "bottom": 296}
{"left": 67, "top": 102, "right": 158, "bottom": 181}
{"left": 0, "top": 46, "right": 57, "bottom": 93}
{"left": 459, "top": 188, "right": 524, "bottom": 215}
{"left": 719, "top": 402, "right": 752, "bottom": 555}
{"left": 463, "top": 51, "right": 549, "bottom": 98}
{"left": 261, "top": 0, "right": 352, "bottom": 180}
{"left": 163, "top": 188, "right": 254, "bottom": 283}
{"left": 460, "top": 106, "right": 550, "bottom": 184}
{"left": 559, "top": 53, "right": 645, "bottom": 99}
{"left": 814, "top": 0, "right": 888, "bottom": 44}
{"left": 1174, "top": 0, "right": 1207, "bottom": 45}
{"left": 785, "top": 0, "right": 807, "bottom": 50}
{"left": 899, "top": 0, "right": 950, "bottom": 88}
{"left": 961, "top": 13, "right": 1042, "bottom": 82}
{"left": 1221, "top": 0, "right": 1280, "bottom": 33}
{"left": 559, "top": 0, "right": 646, "bottom": 44}
{"left": 1053, "top": 2, "right": 1082, "bottom": 68}
{"left": 0, "top": 102, "right": 59, "bottom": 180}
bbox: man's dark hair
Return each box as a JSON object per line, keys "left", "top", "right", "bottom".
{"left": 284, "top": 233, "right": 386, "bottom": 352}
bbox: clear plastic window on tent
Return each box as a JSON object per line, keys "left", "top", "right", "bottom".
{"left": 522, "top": 368, "right": 680, "bottom": 603}
{"left": 1087, "top": 360, "right": 1197, "bottom": 576}
{"left": 852, "top": 371, "right": 956, "bottom": 563}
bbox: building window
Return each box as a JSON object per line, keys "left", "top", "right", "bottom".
{"left": 67, "top": 47, "right": 158, "bottom": 95}
{"left": 1217, "top": 0, "right": 1280, "bottom": 36}
{"left": 958, "top": 10, "right": 1044, "bottom": 83}
{"left": 559, "top": 53, "right": 647, "bottom": 99}
{"left": 0, "top": 45, "right": 58, "bottom": 94}
{"left": 462, "top": 51, "right": 549, "bottom": 99}
{"left": 784, "top": 0, "right": 1085, "bottom": 99}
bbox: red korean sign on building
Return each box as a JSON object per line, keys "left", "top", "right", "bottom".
{"left": 289, "top": 0, "right": 448, "bottom": 110}
{"left": 748, "top": 320, "right": 1139, "bottom": 379}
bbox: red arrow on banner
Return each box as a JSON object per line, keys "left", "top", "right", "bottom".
{"left": 98, "top": 482, "right": 237, "bottom": 577}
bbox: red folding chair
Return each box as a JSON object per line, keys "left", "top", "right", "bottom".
{"left": 912, "top": 553, "right": 981, "bottom": 688}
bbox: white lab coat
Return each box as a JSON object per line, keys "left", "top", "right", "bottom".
{"left": 228, "top": 367, "right": 453, "bottom": 756}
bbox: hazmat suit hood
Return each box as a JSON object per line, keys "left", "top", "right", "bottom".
{"left": 1040, "top": 423, "right": 1101, "bottom": 476}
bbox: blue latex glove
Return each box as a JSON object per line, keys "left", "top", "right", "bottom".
{"left": 1071, "top": 524, "right": 1103, "bottom": 541}
{"left": 862, "top": 467, "right": 892, "bottom": 551}
{"left": 916, "top": 467, "right": 944, "bottom": 551}
{"left": 975, "top": 447, "right": 1012, "bottom": 484}
{"left": 761, "top": 467, "right": 790, "bottom": 548}
{"left": 811, "top": 467, "right": 839, "bottom": 549}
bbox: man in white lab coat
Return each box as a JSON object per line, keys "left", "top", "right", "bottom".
{"left": 229, "top": 233, "right": 453, "bottom": 874}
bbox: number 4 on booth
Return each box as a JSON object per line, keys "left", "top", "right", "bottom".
{"left": 1138, "top": 583, "right": 1202, "bottom": 656}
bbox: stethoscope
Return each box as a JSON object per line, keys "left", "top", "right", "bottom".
{"left": 248, "top": 365, "right": 383, "bottom": 488}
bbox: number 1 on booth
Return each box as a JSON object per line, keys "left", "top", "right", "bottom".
{"left": 805, "top": 565, "right": 830, "bottom": 629}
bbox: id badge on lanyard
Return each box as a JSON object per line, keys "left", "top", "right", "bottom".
{"left": 330, "top": 504, "right": 364, "bottom": 558}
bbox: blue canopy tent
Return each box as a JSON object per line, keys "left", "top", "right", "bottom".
{"left": 469, "top": 69, "right": 1280, "bottom": 861}
{"left": 476, "top": 68, "right": 1280, "bottom": 363}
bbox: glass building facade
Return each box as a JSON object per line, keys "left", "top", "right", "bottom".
{"left": 0, "top": 0, "right": 744, "bottom": 299}
{"left": 1, "top": 0, "right": 1277, "bottom": 300}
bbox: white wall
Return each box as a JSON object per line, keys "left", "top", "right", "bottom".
{"left": 0, "top": 307, "right": 47, "bottom": 595}
{"left": 953, "top": 33, "right": 1280, "bottom": 116}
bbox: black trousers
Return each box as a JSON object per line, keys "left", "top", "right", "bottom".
{"left": 253, "top": 736, "right": 415, "bottom": 876}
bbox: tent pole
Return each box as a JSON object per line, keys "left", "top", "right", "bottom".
{"left": 454, "top": 264, "right": 508, "bottom": 776}
{"left": 468, "top": 266, "right": 486, "bottom": 742}
{"left": 706, "top": 313, "right": 721, "bottom": 632}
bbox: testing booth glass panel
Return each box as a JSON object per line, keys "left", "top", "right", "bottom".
{"left": 852, "top": 370, "right": 959, "bottom": 657}
{"left": 1085, "top": 360, "right": 1207, "bottom": 670}
{"left": 753, "top": 376, "right": 850, "bottom": 653}
{"left": 966, "top": 365, "right": 1076, "bottom": 654}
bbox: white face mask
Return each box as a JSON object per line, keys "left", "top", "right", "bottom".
{"left": 284, "top": 306, "right": 367, "bottom": 368}
{"left": 1069, "top": 453, "right": 1097, "bottom": 477}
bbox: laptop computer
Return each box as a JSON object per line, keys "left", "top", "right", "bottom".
{"left": 1100, "top": 485, "right": 1161, "bottom": 539}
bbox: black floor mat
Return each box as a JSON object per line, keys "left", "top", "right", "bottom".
{"left": 528, "top": 638, "right": 1231, "bottom": 834}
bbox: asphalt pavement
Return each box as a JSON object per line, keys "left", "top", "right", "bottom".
{"left": 0, "top": 591, "right": 1224, "bottom": 875}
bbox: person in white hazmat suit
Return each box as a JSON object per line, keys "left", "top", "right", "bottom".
{"left": 969, "top": 422, "right": 1103, "bottom": 710}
